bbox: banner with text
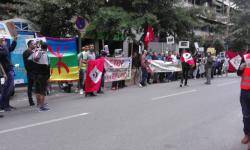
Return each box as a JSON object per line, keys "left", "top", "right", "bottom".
{"left": 104, "top": 57, "right": 132, "bottom": 82}
{"left": 149, "top": 60, "right": 182, "bottom": 73}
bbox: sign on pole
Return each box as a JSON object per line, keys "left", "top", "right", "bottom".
{"left": 179, "top": 41, "right": 190, "bottom": 49}
{"left": 194, "top": 42, "right": 199, "bottom": 51}
{"left": 167, "top": 36, "right": 174, "bottom": 44}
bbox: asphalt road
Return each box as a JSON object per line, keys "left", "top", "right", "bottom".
{"left": 0, "top": 74, "right": 246, "bottom": 150}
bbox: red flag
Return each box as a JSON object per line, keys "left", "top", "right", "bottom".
{"left": 144, "top": 25, "right": 154, "bottom": 49}
{"left": 226, "top": 50, "right": 239, "bottom": 72}
{"left": 181, "top": 52, "right": 195, "bottom": 66}
{"left": 85, "top": 58, "right": 105, "bottom": 93}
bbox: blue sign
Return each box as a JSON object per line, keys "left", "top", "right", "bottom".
{"left": 76, "top": 17, "right": 87, "bottom": 30}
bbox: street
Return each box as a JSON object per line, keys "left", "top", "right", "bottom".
{"left": 0, "top": 75, "right": 246, "bottom": 150}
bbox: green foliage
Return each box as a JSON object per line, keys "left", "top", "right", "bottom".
{"left": 213, "top": 39, "right": 224, "bottom": 54}
{"left": 5, "top": 0, "right": 201, "bottom": 41}
{"left": 11, "top": 0, "right": 104, "bottom": 37}
{"left": 230, "top": 0, "right": 250, "bottom": 50}
{"left": 85, "top": 7, "right": 130, "bottom": 40}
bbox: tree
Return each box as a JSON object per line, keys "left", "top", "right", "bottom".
{"left": 85, "top": 7, "right": 131, "bottom": 40}
{"left": 230, "top": 0, "right": 250, "bottom": 50}
{"left": 0, "top": 0, "right": 18, "bottom": 20}
{"left": 12, "top": 0, "right": 105, "bottom": 37}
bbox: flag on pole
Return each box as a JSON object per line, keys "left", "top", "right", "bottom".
{"left": 144, "top": 25, "right": 154, "bottom": 49}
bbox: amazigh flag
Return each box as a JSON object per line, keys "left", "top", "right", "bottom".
{"left": 46, "top": 37, "right": 79, "bottom": 81}
{"left": 85, "top": 58, "right": 105, "bottom": 93}
{"left": 144, "top": 25, "right": 154, "bottom": 49}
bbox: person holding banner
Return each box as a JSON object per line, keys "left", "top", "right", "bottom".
{"left": 85, "top": 44, "right": 97, "bottom": 97}
{"left": 0, "top": 36, "right": 17, "bottom": 112}
{"left": 237, "top": 51, "right": 250, "bottom": 148}
{"left": 180, "top": 50, "right": 194, "bottom": 87}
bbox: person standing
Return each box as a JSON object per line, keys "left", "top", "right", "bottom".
{"left": 237, "top": 52, "right": 250, "bottom": 148}
{"left": 23, "top": 40, "right": 36, "bottom": 106}
{"left": 132, "top": 51, "right": 141, "bottom": 85}
{"left": 97, "top": 50, "right": 108, "bottom": 94}
{"left": 30, "top": 43, "right": 51, "bottom": 111}
{"left": 78, "top": 46, "right": 88, "bottom": 95}
{"left": 180, "top": 50, "right": 192, "bottom": 87}
{"left": 139, "top": 50, "right": 150, "bottom": 87}
{"left": 85, "top": 44, "right": 97, "bottom": 97}
{"left": 0, "top": 36, "right": 17, "bottom": 112}
{"left": 205, "top": 52, "right": 213, "bottom": 85}
{"left": 223, "top": 56, "right": 229, "bottom": 77}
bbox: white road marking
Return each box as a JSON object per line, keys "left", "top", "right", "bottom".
{"left": 15, "top": 99, "right": 28, "bottom": 102}
{"left": 152, "top": 90, "right": 197, "bottom": 101}
{"left": 0, "top": 113, "right": 89, "bottom": 135}
{"left": 216, "top": 81, "right": 238, "bottom": 87}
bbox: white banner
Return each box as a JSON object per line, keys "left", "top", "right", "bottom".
{"left": 104, "top": 57, "right": 132, "bottom": 82}
{"left": 149, "top": 60, "right": 182, "bottom": 73}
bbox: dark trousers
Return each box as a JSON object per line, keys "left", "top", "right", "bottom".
{"left": 98, "top": 74, "right": 105, "bottom": 92}
{"left": 181, "top": 67, "right": 189, "bottom": 85}
{"left": 79, "top": 69, "right": 85, "bottom": 90}
{"left": 147, "top": 73, "right": 151, "bottom": 83}
{"left": 140, "top": 68, "right": 148, "bottom": 86}
{"left": 27, "top": 75, "right": 35, "bottom": 105}
{"left": 240, "top": 90, "right": 250, "bottom": 135}
{"left": 0, "top": 70, "right": 14, "bottom": 108}
{"left": 159, "top": 73, "right": 165, "bottom": 83}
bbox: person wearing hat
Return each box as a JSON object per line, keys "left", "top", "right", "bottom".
{"left": 0, "top": 36, "right": 17, "bottom": 113}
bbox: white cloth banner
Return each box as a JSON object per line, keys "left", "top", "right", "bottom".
{"left": 149, "top": 60, "right": 182, "bottom": 73}
{"left": 104, "top": 57, "right": 132, "bottom": 82}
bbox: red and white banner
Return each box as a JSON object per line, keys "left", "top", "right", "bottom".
{"left": 226, "top": 50, "right": 241, "bottom": 72}
{"left": 180, "top": 52, "right": 195, "bottom": 66}
{"left": 84, "top": 58, "right": 105, "bottom": 93}
{"left": 104, "top": 57, "right": 132, "bottom": 82}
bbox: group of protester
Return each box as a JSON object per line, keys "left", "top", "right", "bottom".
{"left": 77, "top": 44, "right": 107, "bottom": 96}
{"left": 0, "top": 37, "right": 238, "bottom": 116}
{"left": 2, "top": 36, "right": 250, "bottom": 150}
{"left": 138, "top": 49, "right": 229, "bottom": 88}
{"left": 0, "top": 37, "right": 51, "bottom": 118}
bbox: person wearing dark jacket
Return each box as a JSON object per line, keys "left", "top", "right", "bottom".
{"left": 180, "top": 50, "right": 191, "bottom": 87}
{"left": 237, "top": 52, "right": 250, "bottom": 148}
{"left": 23, "top": 40, "right": 36, "bottom": 106}
{"left": 0, "top": 36, "right": 17, "bottom": 112}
